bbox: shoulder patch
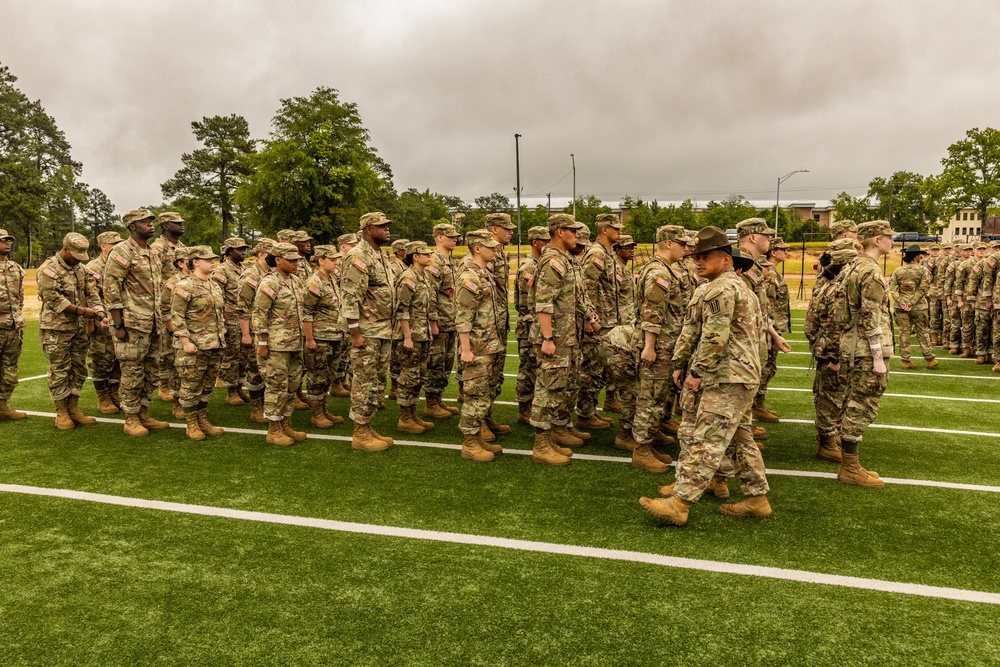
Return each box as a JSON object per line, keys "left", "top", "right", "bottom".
{"left": 90, "top": 270, "right": 100, "bottom": 279}
{"left": 114, "top": 254, "right": 130, "bottom": 267}
{"left": 706, "top": 296, "right": 721, "bottom": 314}
{"left": 308, "top": 285, "right": 321, "bottom": 296}
{"left": 166, "top": 283, "right": 176, "bottom": 292}
{"left": 747, "top": 270, "right": 759, "bottom": 282}
{"left": 404, "top": 278, "right": 416, "bottom": 290}
{"left": 261, "top": 285, "right": 276, "bottom": 299}
{"left": 655, "top": 276, "right": 672, "bottom": 291}
{"left": 213, "top": 272, "right": 227, "bottom": 283}
{"left": 352, "top": 258, "right": 367, "bottom": 271}
{"left": 551, "top": 259, "right": 566, "bottom": 275}
{"left": 175, "top": 287, "right": 191, "bottom": 301}
{"left": 463, "top": 280, "right": 479, "bottom": 293}
{"left": 42, "top": 267, "right": 57, "bottom": 279}
{"left": 591, "top": 257, "right": 605, "bottom": 268}
{"left": 246, "top": 277, "right": 258, "bottom": 288}
{"left": 427, "top": 265, "right": 440, "bottom": 276}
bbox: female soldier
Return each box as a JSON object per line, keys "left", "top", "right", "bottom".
{"left": 394, "top": 241, "right": 438, "bottom": 435}
{"left": 302, "top": 245, "right": 347, "bottom": 429}
{"left": 161, "top": 248, "right": 193, "bottom": 418}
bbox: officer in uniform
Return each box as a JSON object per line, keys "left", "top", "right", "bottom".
{"left": 758, "top": 237, "right": 792, "bottom": 418}
{"left": 514, "top": 226, "right": 550, "bottom": 424}
{"left": 302, "top": 245, "right": 347, "bottom": 429}
{"left": 172, "top": 246, "right": 227, "bottom": 441}
{"left": 87, "top": 230, "right": 125, "bottom": 414}
{"left": 889, "top": 244, "right": 937, "bottom": 369}
{"left": 37, "top": 232, "right": 107, "bottom": 429}
{"left": 160, "top": 247, "right": 193, "bottom": 419}
{"left": 150, "top": 211, "right": 187, "bottom": 402}
{"left": 215, "top": 237, "right": 250, "bottom": 405}
{"left": 341, "top": 212, "right": 396, "bottom": 451}
{"left": 104, "top": 209, "right": 169, "bottom": 437}
{"left": 424, "top": 222, "right": 461, "bottom": 419}
{"left": 0, "top": 228, "right": 26, "bottom": 421}
{"left": 237, "top": 238, "right": 275, "bottom": 423}
{"left": 386, "top": 237, "right": 410, "bottom": 400}
{"left": 330, "top": 233, "right": 360, "bottom": 397}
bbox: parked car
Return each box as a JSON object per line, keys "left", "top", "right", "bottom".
{"left": 892, "top": 232, "right": 941, "bottom": 243}
{"left": 725, "top": 228, "right": 738, "bottom": 243}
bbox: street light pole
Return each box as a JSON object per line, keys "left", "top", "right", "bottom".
{"left": 571, "top": 154, "right": 576, "bottom": 219}
{"left": 515, "top": 133, "right": 522, "bottom": 272}
{"left": 775, "top": 169, "right": 809, "bottom": 238}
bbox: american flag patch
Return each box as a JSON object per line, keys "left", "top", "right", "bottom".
{"left": 655, "top": 277, "right": 671, "bottom": 291}
{"left": 309, "top": 285, "right": 320, "bottom": 296}
{"left": 42, "top": 267, "right": 56, "bottom": 278}
{"left": 464, "top": 280, "right": 478, "bottom": 292}
{"left": 551, "top": 260, "right": 565, "bottom": 274}
{"left": 114, "top": 254, "right": 130, "bottom": 267}
{"left": 246, "top": 277, "right": 258, "bottom": 287}
{"left": 404, "top": 278, "right": 416, "bottom": 290}
{"left": 592, "top": 257, "right": 604, "bottom": 268}
{"left": 747, "top": 270, "right": 758, "bottom": 281}
{"left": 353, "top": 258, "right": 367, "bottom": 270}
{"left": 214, "top": 272, "right": 226, "bottom": 283}
{"left": 175, "top": 287, "right": 191, "bottom": 300}
{"left": 427, "top": 266, "right": 439, "bottom": 275}
{"left": 261, "top": 285, "right": 276, "bottom": 298}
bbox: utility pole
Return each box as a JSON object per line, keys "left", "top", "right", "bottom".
{"left": 515, "top": 133, "right": 522, "bottom": 272}
{"left": 775, "top": 169, "right": 809, "bottom": 238}
{"left": 571, "top": 154, "right": 576, "bottom": 219}
{"left": 547, "top": 193, "right": 551, "bottom": 213}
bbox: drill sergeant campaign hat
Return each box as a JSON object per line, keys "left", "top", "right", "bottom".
{"left": 485, "top": 212, "right": 515, "bottom": 229}
{"left": 221, "top": 237, "right": 249, "bottom": 254}
{"left": 856, "top": 220, "right": 896, "bottom": 241}
{"left": 122, "top": 209, "right": 155, "bottom": 226}
{"left": 358, "top": 212, "right": 391, "bottom": 230}
{"left": 272, "top": 242, "right": 303, "bottom": 260}
{"left": 96, "top": 231, "right": 124, "bottom": 245}
{"left": 691, "top": 226, "right": 733, "bottom": 255}
{"left": 595, "top": 213, "right": 624, "bottom": 229}
{"left": 732, "top": 248, "right": 755, "bottom": 272}
{"left": 903, "top": 243, "right": 928, "bottom": 255}
{"left": 827, "top": 238, "right": 860, "bottom": 264}
{"left": 736, "top": 217, "right": 776, "bottom": 238}
{"left": 312, "top": 244, "right": 340, "bottom": 260}
{"left": 391, "top": 239, "right": 410, "bottom": 253}
{"left": 405, "top": 240, "right": 434, "bottom": 255}
{"left": 655, "top": 225, "right": 685, "bottom": 243}
{"left": 187, "top": 245, "right": 219, "bottom": 260}
{"left": 829, "top": 219, "right": 858, "bottom": 237}
{"left": 63, "top": 232, "right": 90, "bottom": 261}
{"left": 527, "top": 226, "right": 551, "bottom": 241}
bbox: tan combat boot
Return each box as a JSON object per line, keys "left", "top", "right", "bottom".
{"left": 568, "top": 425, "right": 592, "bottom": 442}
{"left": 900, "top": 360, "right": 916, "bottom": 369}
{"left": 551, "top": 425, "right": 584, "bottom": 448}
{"left": 926, "top": 359, "right": 939, "bottom": 368}
{"left": 660, "top": 417, "right": 680, "bottom": 435}
{"left": 975, "top": 355, "right": 988, "bottom": 364}
{"left": 310, "top": 399, "right": 335, "bottom": 429}
{"left": 650, "top": 430, "right": 675, "bottom": 448}
{"left": 838, "top": 453, "right": 885, "bottom": 488}
{"left": 960, "top": 348, "right": 973, "bottom": 358}
{"left": 444, "top": 403, "right": 460, "bottom": 415}
{"left": 517, "top": 401, "right": 532, "bottom": 425}
{"left": 293, "top": 389, "right": 309, "bottom": 410}
{"left": 993, "top": 361, "right": 1000, "bottom": 373}
{"left": 657, "top": 483, "right": 676, "bottom": 497}
{"left": 531, "top": 432, "right": 571, "bottom": 466}
{"left": 185, "top": 410, "right": 206, "bottom": 441}
{"left": 369, "top": 426, "right": 394, "bottom": 446}
{"left": 707, "top": 475, "right": 731, "bottom": 499}
{"left": 123, "top": 412, "right": 149, "bottom": 437}
{"left": 108, "top": 384, "right": 122, "bottom": 410}
{"left": 720, "top": 494, "right": 773, "bottom": 518}
{"left": 631, "top": 443, "right": 671, "bottom": 473}
{"left": 53, "top": 399, "right": 75, "bottom": 430}
{"left": 480, "top": 424, "right": 496, "bottom": 442}
{"left": 197, "top": 409, "right": 225, "bottom": 436}
{"left": 237, "top": 387, "right": 251, "bottom": 404}
{"left": 330, "top": 379, "right": 351, "bottom": 397}
{"left": 949, "top": 347, "right": 961, "bottom": 355}
{"left": 172, "top": 399, "right": 184, "bottom": 419}
{"left": 480, "top": 439, "right": 503, "bottom": 454}
{"left": 0, "top": 399, "right": 27, "bottom": 421}
{"left": 614, "top": 428, "right": 639, "bottom": 452}
{"left": 138, "top": 406, "right": 168, "bottom": 431}
{"left": 96, "top": 387, "right": 119, "bottom": 414}
{"left": 751, "top": 424, "right": 768, "bottom": 440}
{"left": 752, "top": 399, "right": 779, "bottom": 423}
{"left": 280, "top": 417, "right": 307, "bottom": 442}
{"left": 158, "top": 382, "right": 173, "bottom": 402}
{"left": 577, "top": 414, "right": 611, "bottom": 430}
{"left": 322, "top": 402, "right": 345, "bottom": 425}
{"left": 460, "top": 432, "right": 495, "bottom": 462}
{"left": 816, "top": 433, "right": 843, "bottom": 463}
{"left": 266, "top": 420, "right": 294, "bottom": 446}
{"left": 396, "top": 405, "right": 427, "bottom": 434}
{"left": 424, "top": 396, "right": 453, "bottom": 419}
{"left": 66, "top": 395, "right": 97, "bottom": 426}
{"left": 485, "top": 417, "right": 511, "bottom": 435}
{"left": 602, "top": 390, "right": 621, "bottom": 413}
{"left": 249, "top": 396, "right": 267, "bottom": 424}
{"left": 412, "top": 409, "right": 435, "bottom": 431}
{"left": 639, "top": 495, "right": 693, "bottom": 526}
{"left": 226, "top": 387, "right": 245, "bottom": 406}
{"left": 351, "top": 423, "right": 389, "bottom": 451}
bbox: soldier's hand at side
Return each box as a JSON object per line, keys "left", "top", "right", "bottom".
{"left": 113, "top": 327, "right": 128, "bottom": 342}
{"left": 351, "top": 332, "right": 367, "bottom": 348}
{"left": 305, "top": 338, "right": 318, "bottom": 350}
{"left": 242, "top": 332, "right": 253, "bottom": 346}
{"left": 461, "top": 349, "right": 475, "bottom": 364}
{"left": 430, "top": 322, "right": 439, "bottom": 337}
{"left": 256, "top": 344, "right": 269, "bottom": 359}
{"left": 775, "top": 335, "right": 792, "bottom": 354}
{"left": 541, "top": 339, "right": 556, "bottom": 357}
{"left": 873, "top": 358, "right": 887, "bottom": 375}
{"left": 988, "top": 299, "right": 993, "bottom": 310}
{"left": 641, "top": 346, "right": 657, "bottom": 364}
{"left": 98, "top": 317, "right": 109, "bottom": 330}
{"left": 683, "top": 375, "right": 701, "bottom": 392}
{"left": 672, "top": 368, "right": 685, "bottom": 388}
{"left": 827, "top": 362, "right": 841, "bottom": 374}
{"left": 403, "top": 337, "right": 414, "bottom": 350}
{"left": 183, "top": 341, "right": 197, "bottom": 355}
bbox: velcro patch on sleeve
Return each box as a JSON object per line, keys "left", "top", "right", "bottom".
{"left": 114, "top": 254, "right": 130, "bottom": 267}
{"left": 352, "top": 258, "right": 367, "bottom": 271}
{"left": 463, "top": 280, "right": 479, "bottom": 293}
{"left": 747, "top": 270, "right": 758, "bottom": 282}
{"left": 42, "top": 267, "right": 57, "bottom": 278}
{"left": 214, "top": 272, "right": 227, "bottom": 283}
{"left": 707, "top": 297, "right": 721, "bottom": 314}
{"left": 591, "top": 257, "right": 604, "bottom": 268}
{"left": 308, "top": 285, "right": 321, "bottom": 296}
{"left": 246, "top": 277, "right": 258, "bottom": 288}
{"left": 90, "top": 271, "right": 100, "bottom": 279}
{"left": 404, "top": 278, "right": 416, "bottom": 290}
{"left": 175, "top": 287, "right": 191, "bottom": 301}
{"left": 261, "top": 285, "right": 276, "bottom": 298}
{"left": 427, "top": 266, "right": 440, "bottom": 276}
{"left": 551, "top": 259, "right": 566, "bottom": 275}
{"left": 655, "top": 276, "right": 672, "bottom": 291}
{"left": 616, "top": 273, "right": 623, "bottom": 283}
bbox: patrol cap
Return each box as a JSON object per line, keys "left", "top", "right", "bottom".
{"left": 547, "top": 213, "right": 585, "bottom": 232}
{"left": 856, "top": 220, "right": 896, "bottom": 241}
{"left": 960, "top": 243, "right": 974, "bottom": 251}
{"left": 485, "top": 212, "right": 515, "bottom": 229}
{"left": 405, "top": 240, "right": 433, "bottom": 255}
{"left": 188, "top": 245, "right": 219, "bottom": 260}
{"left": 359, "top": 212, "right": 390, "bottom": 229}
{"left": 732, "top": 248, "right": 755, "bottom": 272}
{"left": 0, "top": 229, "right": 12, "bottom": 241}
{"left": 736, "top": 217, "right": 775, "bottom": 238}
{"left": 990, "top": 241, "right": 1000, "bottom": 249}
{"left": 975, "top": 242, "right": 988, "bottom": 250}
{"left": 595, "top": 213, "right": 624, "bottom": 229}
{"left": 157, "top": 212, "right": 184, "bottom": 225}
{"left": 468, "top": 235, "right": 500, "bottom": 249}
{"left": 63, "top": 232, "right": 90, "bottom": 261}
{"left": 615, "top": 234, "right": 636, "bottom": 248}
{"left": 96, "top": 231, "right": 124, "bottom": 245}
{"left": 221, "top": 237, "right": 249, "bottom": 253}
{"left": 681, "top": 230, "right": 698, "bottom": 247}
{"left": 940, "top": 242, "right": 953, "bottom": 249}
{"left": 465, "top": 229, "right": 489, "bottom": 244}
{"left": 829, "top": 219, "right": 858, "bottom": 237}
{"left": 391, "top": 239, "right": 410, "bottom": 253}
{"left": 928, "top": 243, "right": 942, "bottom": 250}
{"left": 173, "top": 247, "right": 193, "bottom": 262}
{"left": 655, "top": 225, "right": 685, "bottom": 243}
{"left": 312, "top": 244, "right": 340, "bottom": 260}
{"left": 272, "top": 242, "right": 302, "bottom": 260}
{"left": 828, "top": 238, "right": 859, "bottom": 264}
{"left": 433, "top": 223, "right": 460, "bottom": 238}
{"left": 252, "top": 237, "right": 276, "bottom": 257}
{"left": 577, "top": 225, "right": 592, "bottom": 244}
{"left": 122, "top": 209, "right": 154, "bottom": 226}
{"left": 527, "top": 226, "right": 551, "bottom": 241}
{"left": 902, "top": 244, "right": 927, "bottom": 255}
{"left": 770, "top": 237, "right": 791, "bottom": 250}
{"left": 276, "top": 229, "right": 295, "bottom": 242}
{"left": 691, "top": 226, "right": 732, "bottom": 255}
{"left": 337, "top": 233, "right": 359, "bottom": 246}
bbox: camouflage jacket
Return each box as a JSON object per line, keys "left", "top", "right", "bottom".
{"left": 388, "top": 257, "right": 406, "bottom": 285}
{"left": 213, "top": 258, "right": 243, "bottom": 320}
{"left": 237, "top": 262, "right": 270, "bottom": 332}
{"left": 978, "top": 255, "right": 999, "bottom": 305}
{"left": 302, "top": 270, "right": 345, "bottom": 341}
{"left": 171, "top": 275, "right": 226, "bottom": 351}
{"left": 679, "top": 257, "right": 702, "bottom": 306}
{"left": 492, "top": 246, "right": 510, "bottom": 336}
{"left": 804, "top": 274, "right": 844, "bottom": 362}
{"left": 925, "top": 255, "right": 942, "bottom": 298}
{"left": 888, "top": 262, "right": 931, "bottom": 312}
{"left": 393, "top": 266, "right": 436, "bottom": 342}
{"left": 635, "top": 256, "right": 684, "bottom": 350}
{"left": 150, "top": 236, "right": 186, "bottom": 285}
{"left": 953, "top": 258, "right": 976, "bottom": 298}
{"left": 297, "top": 259, "right": 315, "bottom": 282}
{"left": 340, "top": 240, "right": 394, "bottom": 340}
{"left": 0, "top": 258, "right": 25, "bottom": 329}
{"left": 104, "top": 236, "right": 163, "bottom": 334}
{"left": 455, "top": 263, "right": 504, "bottom": 356}
{"left": 672, "top": 269, "right": 762, "bottom": 385}
{"left": 514, "top": 253, "right": 538, "bottom": 340}
{"left": 37, "top": 253, "right": 104, "bottom": 331}
{"left": 427, "top": 250, "right": 458, "bottom": 330}
{"left": 529, "top": 246, "right": 587, "bottom": 349}
{"left": 615, "top": 256, "right": 636, "bottom": 327}
{"left": 839, "top": 255, "right": 893, "bottom": 361}
{"left": 252, "top": 271, "right": 304, "bottom": 352}
{"left": 86, "top": 254, "right": 109, "bottom": 303}
{"left": 160, "top": 270, "right": 187, "bottom": 327}
{"left": 941, "top": 257, "right": 958, "bottom": 298}
{"left": 764, "top": 262, "right": 791, "bottom": 333}
{"left": 582, "top": 241, "right": 619, "bottom": 329}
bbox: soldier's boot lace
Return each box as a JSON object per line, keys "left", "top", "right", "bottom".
{"left": 351, "top": 423, "right": 388, "bottom": 452}
{"left": 123, "top": 412, "right": 149, "bottom": 437}
{"left": 460, "top": 432, "right": 495, "bottom": 462}
{"left": 266, "top": 420, "right": 294, "bottom": 447}
{"left": 197, "top": 408, "right": 224, "bottom": 436}
{"left": 138, "top": 406, "right": 168, "bottom": 431}
{"left": 53, "top": 398, "right": 75, "bottom": 430}
{"left": 631, "top": 442, "right": 671, "bottom": 473}
{"left": 66, "top": 395, "right": 97, "bottom": 426}
{"left": 531, "top": 432, "right": 571, "bottom": 467}
{"left": 720, "top": 494, "right": 773, "bottom": 518}
{"left": 837, "top": 453, "right": 885, "bottom": 488}
{"left": 184, "top": 409, "right": 206, "bottom": 441}
{"left": 280, "top": 417, "right": 306, "bottom": 442}
{"left": 639, "top": 495, "right": 692, "bottom": 526}
{"left": 423, "top": 396, "right": 453, "bottom": 419}
{"left": 310, "top": 399, "right": 335, "bottom": 429}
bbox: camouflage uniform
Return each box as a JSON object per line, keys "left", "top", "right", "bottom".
{"left": 972, "top": 252, "right": 996, "bottom": 358}
{"left": 578, "top": 231, "right": 620, "bottom": 419}
{"left": 340, "top": 236, "right": 395, "bottom": 425}
{"left": 0, "top": 251, "right": 26, "bottom": 402}
{"left": 159, "top": 266, "right": 189, "bottom": 396}
{"left": 456, "top": 260, "right": 504, "bottom": 436}
{"left": 214, "top": 247, "right": 246, "bottom": 389}
{"left": 759, "top": 259, "right": 790, "bottom": 403}
{"left": 252, "top": 265, "right": 305, "bottom": 422}
{"left": 925, "top": 250, "right": 944, "bottom": 340}
{"left": 425, "top": 245, "right": 459, "bottom": 403}
{"left": 171, "top": 273, "right": 226, "bottom": 408}
{"left": 941, "top": 252, "right": 958, "bottom": 348}
{"left": 237, "top": 250, "right": 272, "bottom": 395}
{"left": 487, "top": 236, "right": 512, "bottom": 419}
{"left": 393, "top": 260, "right": 436, "bottom": 408}
{"left": 600, "top": 324, "right": 638, "bottom": 431}
{"left": 37, "top": 248, "right": 105, "bottom": 401}
{"left": 805, "top": 264, "right": 852, "bottom": 440}
{"left": 888, "top": 261, "right": 935, "bottom": 362}
{"left": 615, "top": 249, "right": 637, "bottom": 326}
{"left": 86, "top": 249, "right": 121, "bottom": 392}
{"left": 104, "top": 236, "right": 164, "bottom": 414}
{"left": 150, "top": 233, "right": 186, "bottom": 389}
{"left": 387, "top": 239, "right": 409, "bottom": 390}
{"left": 514, "top": 249, "right": 540, "bottom": 406}
{"left": 302, "top": 264, "right": 346, "bottom": 402}
{"left": 671, "top": 268, "right": 768, "bottom": 503}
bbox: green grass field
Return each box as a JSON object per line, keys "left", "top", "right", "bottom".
{"left": 2, "top": 312, "right": 999, "bottom": 665}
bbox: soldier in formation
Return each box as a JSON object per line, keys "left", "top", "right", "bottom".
{"left": 514, "top": 226, "right": 549, "bottom": 424}
{"left": 888, "top": 244, "right": 937, "bottom": 369}
{"left": 386, "top": 237, "right": 410, "bottom": 400}
{"left": 424, "top": 223, "right": 461, "bottom": 420}
{"left": 0, "top": 228, "right": 26, "bottom": 421}
{"left": 160, "top": 246, "right": 194, "bottom": 418}
{"left": 392, "top": 241, "right": 437, "bottom": 435}
{"left": 302, "top": 245, "right": 347, "bottom": 429}
{"left": 150, "top": 211, "right": 186, "bottom": 402}
{"left": 238, "top": 238, "right": 276, "bottom": 423}
{"left": 215, "top": 237, "right": 250, "bottom": 406}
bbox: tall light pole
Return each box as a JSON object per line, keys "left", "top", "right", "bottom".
{"left": 515, "top": 133, "right": 522, "bottom": 270}
{"left": 571, "top": 153, "right": 576, "bottom": 219}
{"left": 775, "top": 169, "right": 809, "bottom": 238}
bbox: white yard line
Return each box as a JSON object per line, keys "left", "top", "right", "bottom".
{"left": 779, "top": 417, "right": 1000, "bottom": 440}
{"left": 17, "top": 374, "right": 48, "bottom": 382}
{"left": 1, "top": 482, "right": 997, "bottom": 605}
{"left": 776, "top": 365, "right": 1000, "bottom": 380}
{"left": 768, "top": 387, "right": 1000, "bottom": 404}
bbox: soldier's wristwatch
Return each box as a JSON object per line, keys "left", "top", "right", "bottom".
{"left": 112, "top": 321, "right": 124, "bottom": 330}
{"left": 543, "top": 336, "right": 554, "bottom": 342}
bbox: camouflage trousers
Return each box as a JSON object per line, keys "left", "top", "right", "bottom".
{"left": 486, "top": 349, "right": 506, "bottom": 419}
{"left": 459, "top": 353, "right": 495, "bottom": 435}
{"left": 673, "top": 382, "right": 768, "bottom": 503}
{"left": 632, "top": 350, "right": 675, "bottom": 445}
{"left": 929, "top": 296, "right": 943, "bottom": 338}
{"left": 262, "top": 350, "right": 303, "bottom": 421}
{"left": 159, "top": 330, "right": 176, "bottom": 386}
{"left": 992, "top": 311, "right": 1000, "bottom": 359}
{"left": 530, "top": 345, "right": 580, "bottom": 430}
{"left": 575, "top": 335, "right": 606, "bottom": 419}
{"left": 395, "top": 340, "right": 429, "bottom": 408}
{"left": 813, "top": 359, "right": 848, "bottom": 438}
{"left": 389, "top": 338, "right": 402, "bottom": 382}
{"left": 675, "top": 386, "right": 736, "bottom": 479}
{"left": 425, "top": 329, "right": 456, "bottom": 399}
{"left": 175, "top": 348, "right": 221, "bottom": 408}
{"left": 41, "top": 328, "right": 89, "bottom": 401}
{"left": 87, "top": 327, "right": 121, "bottom": 386}
{"left": 894, "top": 308, "right": 935, "bottom": 362}
{"left": 304, "top": 338, "right": 344, "bottom": 401}
{"left": 242, "top": 341, "right": 264, "bottom": 392}
{"left": 601, "top": 343, "right": 637, "bottom": 430}
{"left": 975, "top": 307, "right": 992, "bottom": 357}
{"left": 0, "top": 326, "right": 23, "bottom": 401}
{"left": 960, "top": 303, "right": 975, "bottom": 350}
{"left": 349, "top": 337, "right": 390, "bottom": 425}
{"left": 757, "top": 338, "right": 778, "bottom": 401}
{"left": 334, "top": 339, "right": 351, "bottom": 385}
{"left": 515, "top": 337, "right": 537, "bottom": 405}
{"left": 218, "top": 322, "right": 244, "bottom": 388}
{"left": 840, "top": 358, "right": 888, "bottom": 444}
{"left": 114, "top": 327, "right": 161, "bottom": 414}
{"left": 947, "top": 302, "right": 961, "bottom": 348}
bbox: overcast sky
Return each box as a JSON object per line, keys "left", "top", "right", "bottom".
{"left": 2, "top": 0, "right": 998, "bottom": 214}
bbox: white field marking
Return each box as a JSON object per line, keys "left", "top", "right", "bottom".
{"left": 1, "top": 483, "right": 998, "bottom": 606}
{"left": 776, "top": 366, "right": 1000, "bottom": 380}
{"left": 784, "top": 351, "right": 976, "bottom": 361}
{"left": 21, "top": 411, "right": 1000, "bottom": 493}
{"left": 18, "top": 374, "right": 48, "bottom": 382}
{"left": 768, "top": 387, "right": 1000, "bottom": 404}
{"left": 779, "top": 417, "right": 1000, "bottom": 440}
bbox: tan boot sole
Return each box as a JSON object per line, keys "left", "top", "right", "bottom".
{"left": 352, "top": 438, "right": 389, "bottom": 451}
{"left": 631, "top": 459, "right": 670, "bottom": 474}
{"left": 639, "top": 497, "right": 687, "bottom": 526}
{"left": 838, "top": 474, "right": 885, "bottom": 488}
{"left": 461, "top": 448, "right": 495, "bottom": 462}
{"left": 719, "top": 502, "right": 773, "bottom": 518}
{"left": 396, "top": 421, "right": 427, "bottom": 434}
{"left": 531, "top": 453, "right": 571, "bottom": 466}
